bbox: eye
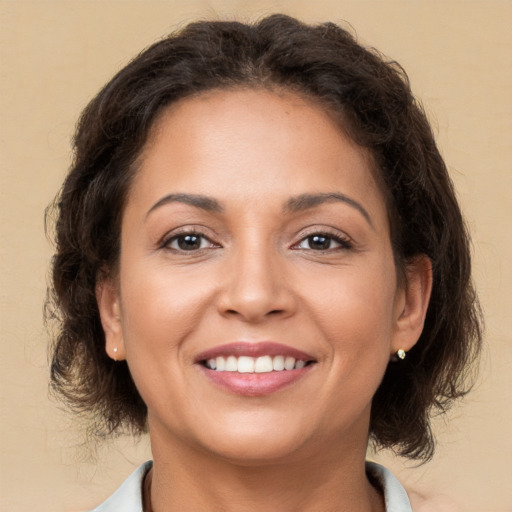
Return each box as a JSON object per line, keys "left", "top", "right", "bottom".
{"left": 295, "top": 233, "right": 351, "bottom": 251}
{"left": 164, "top": 232, "right": 216, "bottom": 251}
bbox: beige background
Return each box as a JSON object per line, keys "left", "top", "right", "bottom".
{"left": 1, "top": 1, "right": 511, "bottom": 511}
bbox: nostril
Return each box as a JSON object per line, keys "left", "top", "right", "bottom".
{"left": 223, "top": 308, "right": 283, "bottom": 317}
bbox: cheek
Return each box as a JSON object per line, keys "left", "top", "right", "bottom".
{"left": 304, "top": 263, "right": 398, "bottom": 372}
{"left": 117, "top": 262, "right": 219, "bottom": 419}
{"left": 118, "top": 260, "right": 217, "bottom": 354}
{"left": 308, "top": 263, "right": 397, "bottom": 330}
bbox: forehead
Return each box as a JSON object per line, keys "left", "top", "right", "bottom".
{"left": 127, "top": 88, "right": 388, "bottom": 226}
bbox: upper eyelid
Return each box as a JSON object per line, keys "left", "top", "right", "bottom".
{"left": 294, "top": 235, "right": 351, "bottom": 249}
{"left": 166, "top": 234, "right": 216, "bottom": 251}
{"left": 165, "top": 231, "right": 213, "bottom": 242}
{"left": 157, "top": 225, "right": 353, "bottom": 249}
{"left": 159, "top": 227, "right": 218, "bottom": 248}
{"left": 294, "top": 225, "right": 352, "bottom": 241}
{"left": 291, "top": 226, "right": 354, "bottom": 249}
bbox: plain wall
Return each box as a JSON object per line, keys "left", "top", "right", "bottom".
{"left": 1, "top": 1, "right": 511, "bottom": 511}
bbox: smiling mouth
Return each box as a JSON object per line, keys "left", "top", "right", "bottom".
{"left": 203, "top": 355, "right": 314, "bottom": 373}
{"left": 195, "top": 342, "right": 317, "bottom": 394}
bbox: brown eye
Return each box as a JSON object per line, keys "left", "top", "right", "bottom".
{"left": 166, "top": 233, "right": 213, "bottom": 251}
{"left": 295, "top": 233, "right": 351, "bottom": 251}
{"left": 306, "top": 235, "right": 332, "bottom": 250}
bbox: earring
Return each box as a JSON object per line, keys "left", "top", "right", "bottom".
{"left": 113, "top": 347, "right": 118, "bottom": 361}
{"left": 396, "top": 349, "right": 406, "bottom": 360}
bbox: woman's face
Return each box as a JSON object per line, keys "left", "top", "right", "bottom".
{"left": 99, "top": 88, "right": 427, "bottom": 464}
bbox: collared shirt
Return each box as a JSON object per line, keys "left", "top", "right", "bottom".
{"left": 88, "top": 460, "right": 413, "bottom": 512}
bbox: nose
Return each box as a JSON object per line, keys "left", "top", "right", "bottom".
{"left": 216, "top": 243, "right": 297, "bottom": 323}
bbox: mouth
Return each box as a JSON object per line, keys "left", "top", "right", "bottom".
{"left": 203, "top": 355, "right": 313, "bottom": 373}
{"left": 195, "top": 342, "right": 316, "bottom": 395}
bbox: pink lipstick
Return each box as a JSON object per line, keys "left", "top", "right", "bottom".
{"left": 195, "top": 342, "right": 316, "bottom": 396}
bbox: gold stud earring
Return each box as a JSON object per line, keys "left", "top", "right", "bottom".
{"left": 396, "top": 349, "right": 406, "bottom": 360}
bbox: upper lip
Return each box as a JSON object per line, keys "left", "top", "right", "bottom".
{"left": 195, "top": 342, "right": 316, "bottom": 363}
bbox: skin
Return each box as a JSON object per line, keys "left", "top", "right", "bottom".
{"left": 409, "top": 491, "right": 463, "bottom": 512}
{"left": 97, "top": 88, "right": 432, "bottom": 512}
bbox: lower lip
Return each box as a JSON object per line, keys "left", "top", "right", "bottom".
{"left": 198, "top": 365, "right": 314, "bottom": 396}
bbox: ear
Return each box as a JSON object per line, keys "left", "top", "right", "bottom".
{"left": 391, "top": 255, "right": 433, "bottom": 356}
{"left": 96, "top": 277, "right": 126, "bottom": 361}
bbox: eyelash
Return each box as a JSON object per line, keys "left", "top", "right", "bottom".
{"left": 161, "top": 229, "right": 219, "bottom": 252}
{"left": 160, "top": 228, "right": 352, "bottom": 253}
{"left": 292, "top": 230, "right": 353, "bottom": 252}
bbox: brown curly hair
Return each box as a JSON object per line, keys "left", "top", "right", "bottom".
{"left": 46, "top": 14, "right": 482, "bottom": 460}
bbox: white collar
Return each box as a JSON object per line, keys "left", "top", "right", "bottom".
{"left": 90, "top": 460, "right": 412, "bottom": 512}
{"left": 366, "top": 461, "right": 413, "bottom": 511}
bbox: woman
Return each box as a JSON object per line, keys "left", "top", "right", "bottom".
{"left": 47, "top": 14, "right": 482, "bottom": 512}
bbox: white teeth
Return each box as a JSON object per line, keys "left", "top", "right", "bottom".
{"left": 215, "top": 356, "right": 225, "bottom": 371}
{"left": 205, "top": 355, "right": 309, "bottom": 373}
{"left": 237, "top": 356, "right": 255, "bottom": 373}
{"left": 272, "top": 355, "right": 285, "bottom": 371}
{"left": 225, "top": 355, "right": 237, "bottom": 372}
{"left": 255, "top": 355, "right": 273, "bottom": 373}
{"left": 284, "top": 356, "right": 296, "bottom": 371}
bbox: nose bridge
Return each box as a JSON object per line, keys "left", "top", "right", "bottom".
{"left": 218, "top": 233, "right": 294, "bottom": 321}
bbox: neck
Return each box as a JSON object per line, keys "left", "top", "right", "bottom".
{"left": 146, "top": 422, "right": 384, "bottom": 512}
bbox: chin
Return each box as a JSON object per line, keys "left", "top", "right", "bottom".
{"left": 205, "top": 435, "right": 309, "bottom": 467}
{"left": 191, "top": 412, "right": 315, "bottom": 465}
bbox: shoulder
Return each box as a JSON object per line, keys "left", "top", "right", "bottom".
{"left": 86, "top": 461, "right": 152, "bottom": 512}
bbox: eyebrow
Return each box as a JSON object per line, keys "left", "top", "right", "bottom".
{"left": 146, "top": 193, "right": 223, "bottom": 218}
{"left": 284, "top": 193, "right": 373, "bottom": 227}
{"left": 146, "top": 191, "right": 372, "bottom": 227}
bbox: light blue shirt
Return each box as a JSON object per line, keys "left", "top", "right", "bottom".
{"left": 89, "top": 460, "right": 413, "bottom": 511}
